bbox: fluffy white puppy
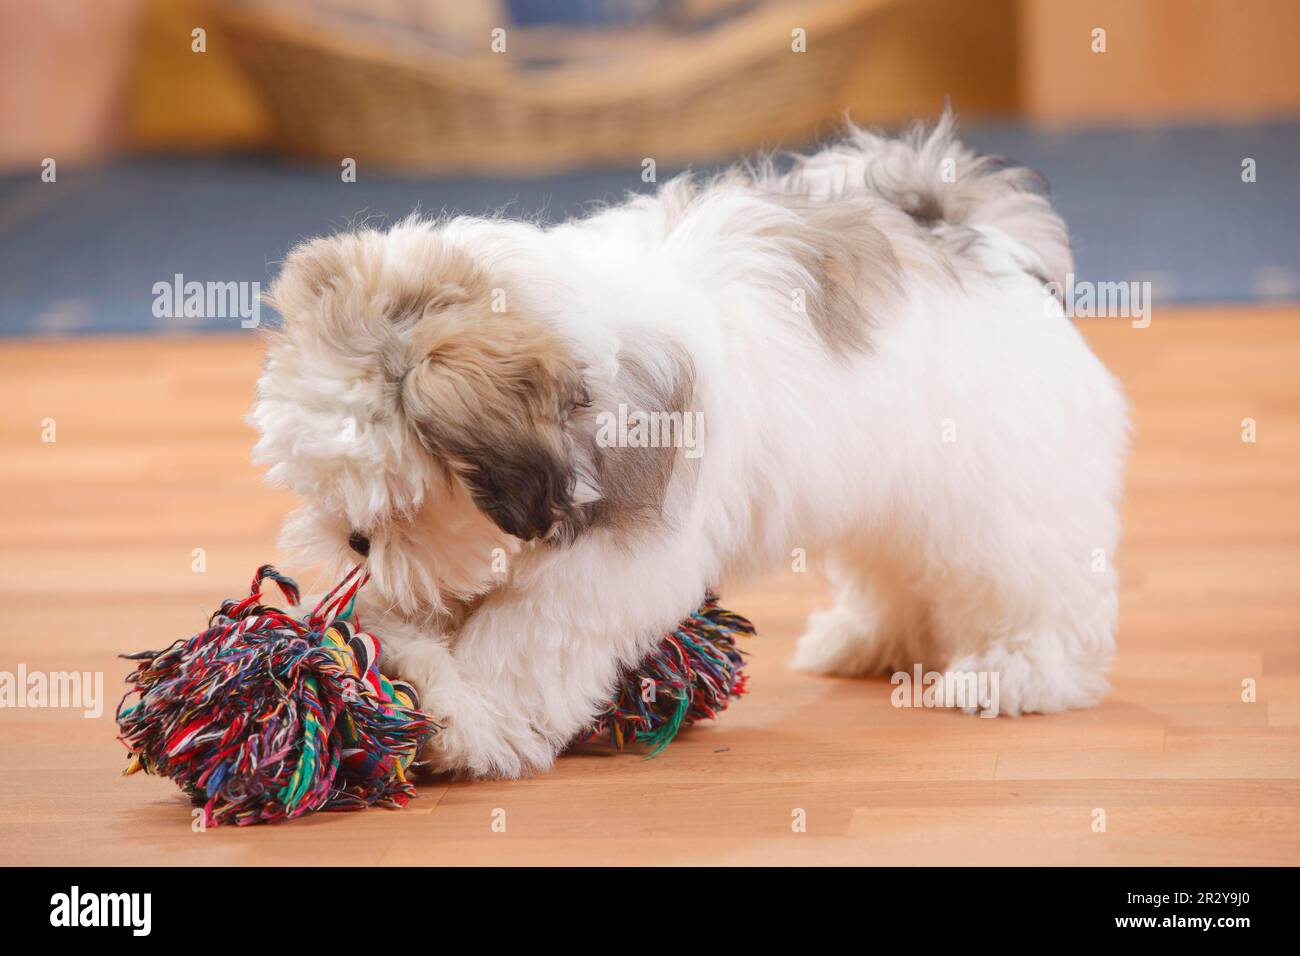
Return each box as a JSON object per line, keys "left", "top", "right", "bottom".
{"left": 251, "top": 116, "right": 1129, "bottom": 777}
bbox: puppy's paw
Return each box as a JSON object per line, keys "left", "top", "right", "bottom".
{"left": 790, "top": 605, "right": 895, "bottom": 677}
{"left": 382, "top": 637, "right": 558, "bottom": 778}
{"left": 417, "top": 707, "right": 558, "bottom": 779}
{"left": 943, "top": 646, "right": 1109, "bottom": 717}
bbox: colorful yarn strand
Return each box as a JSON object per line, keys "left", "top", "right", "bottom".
{"left": 584, "top": 593, "right": 753, "bottom": 755}
{"left": 116, "top": 565, "right": 438, "bottom": 827}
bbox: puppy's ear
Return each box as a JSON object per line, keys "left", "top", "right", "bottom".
{"left": 267, "top": 235, "right": 344, "bottom": 313}
{"left": 400, "top": 295, "right": 589, "bottom": 541}
{"left": 267, "top": 227, "right": 485, "bottom": 345}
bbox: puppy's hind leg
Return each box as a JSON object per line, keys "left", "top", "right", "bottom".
{"left": 790, "top": 555, "right": 930, "bottom": 677}
{"left": 928, "top": 556, "right": 1118, "bottom": 717}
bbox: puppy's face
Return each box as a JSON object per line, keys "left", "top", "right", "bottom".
{"left": 250, "top": 220, "right": 592, "bottom": 620}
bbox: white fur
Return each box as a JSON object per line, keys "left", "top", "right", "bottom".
{"left": 252, "top": 118, "right": 1129, "bottom": 777}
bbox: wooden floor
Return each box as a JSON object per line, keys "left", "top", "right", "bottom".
{"left": 1, "top": 307, "right": 1298, "bottom": 866}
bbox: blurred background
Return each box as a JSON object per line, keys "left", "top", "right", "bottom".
{"left": 1, "top": 0, "right": 1298, "bottom": 334}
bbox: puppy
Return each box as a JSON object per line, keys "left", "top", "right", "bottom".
{"left": 251, "top": 116, "right": 1129, "bottom": 777}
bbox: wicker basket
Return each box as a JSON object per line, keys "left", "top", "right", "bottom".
{"left": 208, "top": 0, "right": 896, "bottom": 174}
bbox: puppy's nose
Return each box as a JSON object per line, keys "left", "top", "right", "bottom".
{"left": 347, "top": 531, "right": 370, "bottom": 557}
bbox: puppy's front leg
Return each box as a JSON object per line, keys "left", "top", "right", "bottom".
{"left": 299, "top": 584, "right": 617, "bottom": 776}
{"left": 387, "top": 599, "right": 627, "bottom": 777}
{"left": 349, "top": 603, "right": 541, "bottom": 778}
{"left": 374, "top": 544, "right": 710, "bottom": 778}
{"left": 402, "top": 649, "right": 545, "bottom": 776}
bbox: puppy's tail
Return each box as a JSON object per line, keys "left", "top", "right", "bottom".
{"left": 793, "top": 110, "right": 1074, "bottom": 292}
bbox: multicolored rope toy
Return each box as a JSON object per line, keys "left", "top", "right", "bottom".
{"left": 118, "top": 566, "right": 753, "bottom": 825}
{"left": 117, "top": 565, "right": 435, "bottom": 827}
{"left": 585, "top": 593, "right": 752, "bottom": 755}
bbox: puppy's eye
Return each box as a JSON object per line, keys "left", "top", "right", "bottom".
{"left": 348, "top": 531, "right": 371, "bottom": 557}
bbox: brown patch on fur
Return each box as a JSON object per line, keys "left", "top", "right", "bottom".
{"left": 654, "top": 173, "right": 901, "bottom": 356}
{"left": 401, "top": 273, "right": 589, "bottom": 542}
{"left": 897, "top": 191, "right": 946, "bottom": 227}
{"left": 768, "top": 193, "right": 904, "bottom": 355}
{"left": 441, "top": 589, "right": 494, "bottom": 633}
{"left": 570, "top": 334, "right": 697, "bottom": 537}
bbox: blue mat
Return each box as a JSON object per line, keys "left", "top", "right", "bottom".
{"left": 1, "top": 119, "right": 1297, "bottom": 336}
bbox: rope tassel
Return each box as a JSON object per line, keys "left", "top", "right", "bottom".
{"left": 584, "top": 593, "right": 754, "bottom": 755}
